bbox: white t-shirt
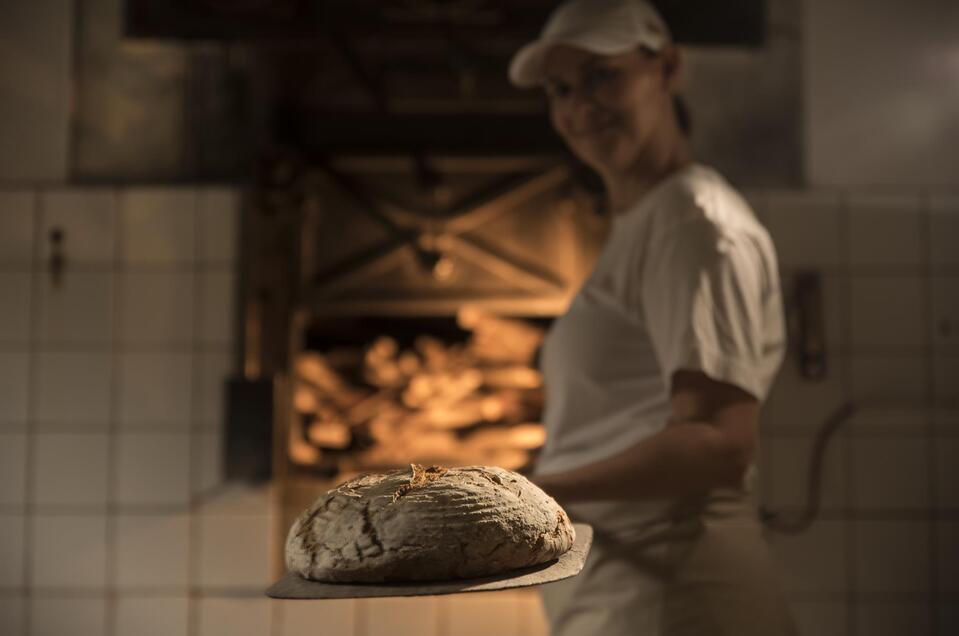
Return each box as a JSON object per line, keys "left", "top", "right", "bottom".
{"left": 534, "top": 163, "right": 786, "bottom": 535}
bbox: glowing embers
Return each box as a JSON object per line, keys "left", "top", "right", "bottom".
{"left": 290, "top": 329, "right": 546, "bottom": 474}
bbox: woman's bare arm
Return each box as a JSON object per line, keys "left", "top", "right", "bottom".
{"left": 531, "top": 370, "right": 759, "bottom": 502}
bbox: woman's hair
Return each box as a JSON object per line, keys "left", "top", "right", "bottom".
{"left": 638, "top": 46, "right": 692, "bottom": 138}
{"left": 673, "top": 95, "right": 692, "bottom": 137}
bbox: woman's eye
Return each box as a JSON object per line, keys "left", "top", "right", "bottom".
{"left": 588, "top": 66, "right": 618, "bottom": 82}
{"left": 545, "top": 82, "right": 571, "bottom": 99}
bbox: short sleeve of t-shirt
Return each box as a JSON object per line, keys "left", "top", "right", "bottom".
{"left": 640, "top": 214, "right": 776, "bottom": 400}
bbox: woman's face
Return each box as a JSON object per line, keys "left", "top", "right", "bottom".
{"left": 543, "top": 45, "right": 676, "bottom": 176}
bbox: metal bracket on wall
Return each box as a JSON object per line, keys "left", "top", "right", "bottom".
{"left": 794, "top": 270, "right": 827, "bottom": 381}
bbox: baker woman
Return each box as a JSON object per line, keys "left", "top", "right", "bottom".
{"left": 505, "top": 1, "right": 797, "bottom": 634}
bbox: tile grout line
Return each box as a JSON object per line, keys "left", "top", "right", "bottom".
{"left": 837, "top": 189, "right": 859, "bottom": 636}
{"left": 104, "top": 187, "right": 122, "bottom": 636}
{"left": 188, "top": 187, "right": 202, "bottom": 636}
{"left": 66, "top": 0, "right": 81, "bottom": 185}
{"left": 920, "top": 191, "right": 939, "bottom": 635}
{"left": 20, "top": 187, "right": 42, "bottom": 636}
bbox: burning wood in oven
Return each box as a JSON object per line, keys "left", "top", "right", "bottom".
{"left": 290, "top": 328, "right": 546, "bottom": 473}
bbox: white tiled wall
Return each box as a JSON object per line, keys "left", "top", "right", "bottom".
{"left": 30, "top": 598, "right": 106, "bottom": 636}
{"left": 756, "top": 189, "right": 958, "bottom": 636}
{"left": 2, "top": 185, "right": 958, "bottom": 636}
{"left": 0, "top": 185, "right": 267, "bottom": 636}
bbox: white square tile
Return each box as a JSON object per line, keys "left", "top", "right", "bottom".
{"left": 198, "top": 271, "right": 236, "bottom": 345}
{"left": 365, "top": 597, "right": 439, "bottom": 635}
{"left": 31, "top": 515, "right": 107, "bottom": 588}
{"left": 933, "top": 409, "right": 959, "bottom": 435}
{"left": 280, "top": 599, "right": 354, "bottom": 636}
{"left": 39, "top": 190, "right": 116, "bottom": 264}
{"left": 115, "top": 433, "right": 190, "bottom": 506}
{"left": 764, "top": 434, "right": 846, "bottom": 512}
{"left": 761, "top": 351, "right": 846, "bottom": 433}
{"left": 848, "top": 406, "right": 928, "bottom": 434}
{"left": 768, "top": 521, "right": 848, "bottom": 597}
{"left": 115, "top": 514, "right": 190, "bottom": 589}
{"left": 849, "top": 275, "right": 925, "bottom": 349}
{"left": 847, "top": 193, "right": 922, "bottom": 267}
{"left": 34, "top": 353, "right": 112, "bottom": 428}
{"left": 850, "top": 354, "right": 927, "bottom": 402}
{"left": 930, "top": 195, "right": 959, "bottom": 268}
{"left": 197, "top": 188, "right": 239, "bottom": 264}
{"left": 192, "top": 430, "right": 223, "bottom": 497}
{"left": 29, "top": 598, "right": 106, "bottom": 636}
{"left": 790, "top": 601, "right": 846, "bottom": 636}
{"left": 763, "top": 191, "right": 842, "bottom": 270}
{"left": 118, "top": 353, "right": 192, "bottom": 429}
{"left": 37, "top": 272, "right": 114, "bottom": 344}
{"left": 119, "top": 272, "right": 194, "bottom": 344}
{"left": 197, "top": 598, "right": 270, "bottom": 636}
{"left": 0, "top": 434, "right": 27, "bottom": 504}
{"left": 934, "top": 355, "right": 959, "bottom": 402}
{"left": 0, "top": 191, "right": 34, "bottom": 264}
{"left": 936, "top": 437, "right": 959, "bottom": 510}
{"left": 34, "top": 434, "right": 109, "bottom": 507}
{"left": 197, "top": 515, "right": 271, "bottom": 588}
{"left": 938, "top": 521, "right": 959, "bottom": 597}
{"left": 931, "top": 276, "right": 959, "bottom": 351}
{"left": 0, "top": 273, "right": 32, "bottom": 343}
{"left": 854, "top": 521, "right": 930, "bottom": 596}
{"left": 0, "top": 353, "right": 30, "bottom": 428}
{"left": 0, "top": 597, "right": 24, "bottom": 636}
{"left": 739, "top": 189, "right": 768, "bottom": 222}
{"left": 852, "top": 436, "right": 929, "bottom": 510}
{"left": 114, "top": 597, "right": 189, "bottom": 636}
{"left": 446, "top": 594, "right": 523, "bottom": 636}
{"left": 0, "top": 515, "right": 25, "bottom": 587}
{"left": 195, "top": 351, "right": 232, "bottom": 426}
{"left": 194, "top": 484, "right": 270, "bottom": 517}
{"left": 855, "top": 603, "right": 930, "bottom": 636}
{"left": 120, "top": 188, "right": 196, "bottom": 265}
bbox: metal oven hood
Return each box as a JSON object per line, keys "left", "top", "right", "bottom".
{"left": 228, "top": 152, "right": 608, "bottom": 483}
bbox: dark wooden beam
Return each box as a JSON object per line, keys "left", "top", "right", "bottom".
{"left": 289, "top": 112, "right": 565, "bottom": 155}
{"left": 125, "top": 0, "right": 766, "bottom": 47}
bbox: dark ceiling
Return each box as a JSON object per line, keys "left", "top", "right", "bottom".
{"left": 121, "top": 0, "right": 771, "bottom": 161}
{"left": 126, "top": 1, "right": 765, "bottom": 46}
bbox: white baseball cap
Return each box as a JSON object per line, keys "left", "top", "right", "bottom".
{"left": 508, "top": 0, "right": 672, "bottom": 88}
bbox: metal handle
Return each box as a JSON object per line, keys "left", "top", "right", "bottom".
{"left": 48, "top": 227, "right": 65, "bottom": 289}
{"left": 795, "top": 271, "right": 826, "bottom": 381}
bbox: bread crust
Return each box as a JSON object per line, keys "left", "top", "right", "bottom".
{"left": 285, "top": 464, "right": 575, "bottom": 582}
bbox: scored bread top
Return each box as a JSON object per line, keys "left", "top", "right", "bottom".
{"left": 285, "top": 464, "right": 575, "bottom": 583}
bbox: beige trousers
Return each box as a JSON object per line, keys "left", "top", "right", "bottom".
{"left": 539, "top": 493, "right": 798, "bottom": 636}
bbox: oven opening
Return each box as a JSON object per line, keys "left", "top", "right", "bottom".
{"left": 288, "top": 314, "right": 552, "bottom": 478}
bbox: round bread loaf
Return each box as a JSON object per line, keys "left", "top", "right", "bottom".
{"left": 285, "top": 464, "right": 575, "bottom": 582}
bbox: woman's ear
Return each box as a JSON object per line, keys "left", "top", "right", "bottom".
{"left": 661, "top": 44, "right": 683, "bottom": 92}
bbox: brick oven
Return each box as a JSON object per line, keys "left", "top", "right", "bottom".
{"left": 237, "top": 151, "right": 610, "bottom": 553}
